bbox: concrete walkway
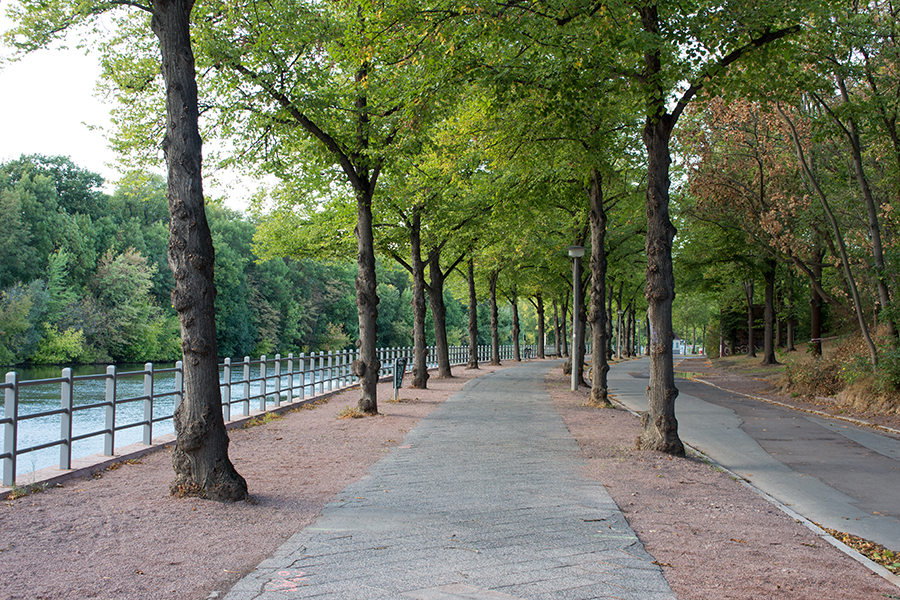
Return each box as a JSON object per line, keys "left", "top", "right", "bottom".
{"left": 609, "top": 356, "right": 900, "bottom": 551}
{"left": 224, "top": 362, "right": 675, "bottom": 600}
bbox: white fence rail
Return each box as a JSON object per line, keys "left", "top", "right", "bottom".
{"left": 1, "top": 343, "right": 540, "bottom": 486}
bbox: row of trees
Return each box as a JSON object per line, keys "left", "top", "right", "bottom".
{"left": 7, "top": 0, "right": 894, "bottom": 499}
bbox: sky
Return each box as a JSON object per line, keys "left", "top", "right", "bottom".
{"left": 0, "top": 7, "right": 255, "bottom": 210}
{"left": 0, "top": 11, "right": 123, "bottom": 188}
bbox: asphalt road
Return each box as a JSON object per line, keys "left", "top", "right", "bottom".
{"left": 608, "top": 357, "right": 900, "bottom": 551}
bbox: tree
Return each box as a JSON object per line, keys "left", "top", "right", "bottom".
{"left": 6, "top": 0, "right": 248, "bottom": 500}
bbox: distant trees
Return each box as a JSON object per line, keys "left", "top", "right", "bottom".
{"left": 0, "top": 155, "right": 473, "bottom": 367}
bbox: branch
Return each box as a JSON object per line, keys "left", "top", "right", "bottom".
{"left": 672, "top": 25, "right": 802, "bottom": 123}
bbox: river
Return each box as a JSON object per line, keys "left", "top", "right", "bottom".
{"left": 1, "top": 360, "right": 325, "bottom": 479}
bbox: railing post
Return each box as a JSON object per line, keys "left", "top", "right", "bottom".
{"left": 287, "top": 353, "right": 294, "bottom": 402}
{"left": 4, "top": 372, "right": 18, "bottom": 486}
{"left": 174, "top": 360, "right": 183, "bottom": 412}
{"left": 60, "top": 367, "right": 73, "bottom": 469}
{"left": 299, "top": 353, "right": 306, "bottom": 400}
{"left": 222, "top": 358, "right": 232, "bottom": 422}
{"left": 317, "top": 352, "right": 325, "bottom": 395}
{"left": 274, "top": 354, "right": 282, "bottom": 407}
{"left": 143, "top": 363, "right": 153, "bottom": 445}
{"left": 242, "top": 356, "right": 251, "bottom": 416}
{"left": 104, "top": 366, "right": 116, "bottom": 456}
{"left": 259, "top": 355, "right": 268, "bottom": 412}
{"left": 326, "top": 351, "right": 333, "bottom": 392}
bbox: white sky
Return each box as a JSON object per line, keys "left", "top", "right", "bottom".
{"left": 0, "top": 7, "right": 255, "bottom": 211}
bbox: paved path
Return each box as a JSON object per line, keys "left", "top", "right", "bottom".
{"left": 609, "top": 357, "right": 900, "bottom": 550}
{"left": 225, "top": 362, "right": 676, "bottom": 600}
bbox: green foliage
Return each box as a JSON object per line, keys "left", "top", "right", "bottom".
{"left": 32, "top": 325, "right": 87, "bottom": 364}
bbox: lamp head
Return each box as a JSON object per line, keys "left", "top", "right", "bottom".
{"left": 566, "top": 245, "right": 585, "bottom": 258}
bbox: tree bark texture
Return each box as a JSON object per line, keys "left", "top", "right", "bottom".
{"left": 353, "top": 186, "right": 380, "bottom": 413}
{"left": 588, "top": 168, "right": 612, "bottom": 406}
{"left": 410, "top": 210, "right": 429, "bottom": 387}
{"left": 151, "top": 0, "right": 248, "bottom": 501}
{"left": 466, "top": 259, "right": 479, "bottom": 369}
{"left": 489, "top": 270, "right": 501, "bottom": 365}
{"left": 638, "top": 114, "right": 684, "bottom": 456}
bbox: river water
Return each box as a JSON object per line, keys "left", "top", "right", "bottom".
{"left": 1, "top": 361, "right": 328, "bottom": 479}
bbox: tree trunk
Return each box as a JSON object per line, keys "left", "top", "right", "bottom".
{"left": 744, "top": 279, "right": 756, "bottom": 358}
{"left": 606, "top": 282, "right": 614, "bottom": 359}
{"left": 535, "top": 293, "right": 545, "bottom": 359}
{"left": 588, "top": 167, "right": 612, "bottom": 406}
{"left": 553, "top": 300, "right": 561, "bottom": 357}
{"left": 762, "top": 258, "right": 779, "bottom": 365}
{"left": 466, "top": 258, "right": 479, "bottom": 370}
{"left": 836, "top": 74, "right": 897, "bottom": 340}
{"left": 560, "top": 296, "right": 569, "bottom": 358}
{"left": 489, "top": 269, "right": 501, "bottom": 365}
{"left": 645, "top": 314, "right": 651, "bottom": 356}
{"left": 810, "top": 245, "right": 824, "bottom": 357}
{"left": 426, "top": 250, "right": 453, "bottom": 378}
{"left": 410, "top": 209, "right": 429, "bottom": 387}
{"left": 638, "top": 110, "right": 684, "bottom": 456}
{"left": 786, "top": 268, "right": 796, "bottom": 351}
{"left": 780, "top": 104, "right": 878, "bottom": 367}
{"left": 353, "top": 185, "right": 380, "bottom": 412}
{"left": 152, "top": 0, "right": 247, "bottom": 501}
{"left": 511, "top": 295, "right": 521, "bottom": 361}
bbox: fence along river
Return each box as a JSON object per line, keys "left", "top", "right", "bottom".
{"left": 1, "top": 344, "right": 519, "bottom": 487}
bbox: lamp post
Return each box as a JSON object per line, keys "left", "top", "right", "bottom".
{"left": 567, "top": 246, "right": 585, "bottom": 391}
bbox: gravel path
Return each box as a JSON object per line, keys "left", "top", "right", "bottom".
{"left": 1, "top": 360, "right": 897, "bottom": 599}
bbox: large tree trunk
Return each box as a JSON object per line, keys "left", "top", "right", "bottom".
{"left": 638, "top": 111, "right": 684, "bottom": 456}
{"left": 152, "top": 0, "right": 247, "bottom": 501}
{"left": 353, "top": 185, "right": 380, "bottom": 412}
{"left": 466, "top": 258, "right": 479, "bottom": 370}
{"left": 410, "top": 210, "right": 429, "bottom": 387}
{"left": 489, "top": 269, "right": 501, "bottom": 365}
{"left": 762, "top": 258, "right": 779, "bottom": 365}
{"left": 426, "top": 250, "right": 453, "bottom": 378}
{"left": 588, "top": 167, "right": 612, "bottom": 407}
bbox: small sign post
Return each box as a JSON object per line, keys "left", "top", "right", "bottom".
{"left": 393, "top": 357, "right": 407, "bottom": 401}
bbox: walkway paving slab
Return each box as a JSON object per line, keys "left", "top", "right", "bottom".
{"left": 224, "top": 362, "right": 676, "bottom": 600}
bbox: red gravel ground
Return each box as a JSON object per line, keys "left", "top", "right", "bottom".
{"left": 1, "top": 360, "right": 897, "bottom": 599}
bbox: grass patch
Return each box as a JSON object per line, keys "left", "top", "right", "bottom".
{"left": 338, "top": 405, "right": 366, "bottom": 419}
{"left": 242, "top": 412, "right": 284, "bottom": 428}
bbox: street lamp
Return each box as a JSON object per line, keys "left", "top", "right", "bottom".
{"left": 567, "top": 246, "right": 585, "bottom": 391}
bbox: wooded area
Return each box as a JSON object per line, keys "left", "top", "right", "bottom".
{"left": 4, "top": 0, "right": 899, "bottom": 496}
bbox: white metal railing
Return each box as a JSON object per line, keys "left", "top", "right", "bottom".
{"left": 1, "top": 343, "right": 544, "bottom": 486}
